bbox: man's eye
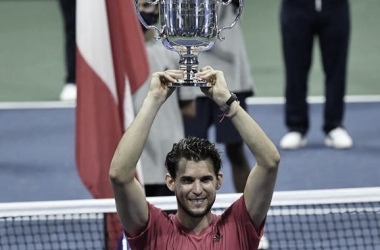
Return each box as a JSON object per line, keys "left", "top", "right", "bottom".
{"left": 202, "top": 177, "right": 213, "bottom": 183}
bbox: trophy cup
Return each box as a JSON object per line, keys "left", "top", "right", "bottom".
{"left": 134, "top": 0, "right": 244, "bottom": 87}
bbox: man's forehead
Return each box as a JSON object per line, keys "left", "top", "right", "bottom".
{"left": 177, "top": 158, "right": 215, "bottom": 175}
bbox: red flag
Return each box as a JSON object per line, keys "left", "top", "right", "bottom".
{"left": 76, "top": 0, "right": 149, "bottom": 248}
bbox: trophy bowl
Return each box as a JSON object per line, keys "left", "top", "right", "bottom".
{"left": 135, "top": 0, "right": 244, "bottom": 87}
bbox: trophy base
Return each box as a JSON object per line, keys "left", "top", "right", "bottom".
{"left": 169, "top": 78, "right": 211, "bottom": 87}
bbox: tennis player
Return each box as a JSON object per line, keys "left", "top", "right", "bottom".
{"left": 109, "top": 67, "right": 280, "bottom": 249}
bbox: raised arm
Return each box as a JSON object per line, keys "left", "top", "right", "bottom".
{"left": 109, "top": 70, "right": 183, "bottom": 237}
{"left": 197, "top": 67, "right": 280, "bottom": 231}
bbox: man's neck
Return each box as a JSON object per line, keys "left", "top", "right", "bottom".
{"left": 176, "top": 211, "right": 213, "bottom": 235}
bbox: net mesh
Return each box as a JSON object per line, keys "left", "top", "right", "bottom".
{"left": 1, "top": 187, "right": 379, "bottom": 250}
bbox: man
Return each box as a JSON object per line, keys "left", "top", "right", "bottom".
{"left": 134, "top": 0, "right": 184, "bottom": 197}
{"left": 279, "top": 0, "right": 353, "bottom": 149}
{"left": 58, "top": 0, "right": 77, "bottom": 101}
{"left": 180, "top": 3, "right": 254, "bottom": 193}
{"left": 109, "top": 66, "right": 280, "bottom": 249}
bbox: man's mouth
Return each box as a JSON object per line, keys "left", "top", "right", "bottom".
{"left": 189, "top": 198, "right": 206, "bottom": 205}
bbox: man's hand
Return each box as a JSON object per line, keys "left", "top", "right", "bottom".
{"left": 149, "top": 70, "right": 184, "bottom": 104}
{"left": 196, "top": 66, "right": 231, "bottom": 106}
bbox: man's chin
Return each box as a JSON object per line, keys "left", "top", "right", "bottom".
{"left": 186, "top": 204, "right": 211, "bottom": 218}
{"left": 188, "top": 209, "right": 207, "bottom": 218}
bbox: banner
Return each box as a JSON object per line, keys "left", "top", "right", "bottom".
{"left": 76, "top": 0, "right": 148, "bottom": 248}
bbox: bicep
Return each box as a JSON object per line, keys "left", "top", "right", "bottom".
{"left": 243, "top": 163, "right": 278, "bottom": 230}
{"left": 113, "top": 178, "right": 149, "bottom": 237}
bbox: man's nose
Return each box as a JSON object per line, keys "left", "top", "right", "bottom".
{"left": 192, "top": 181, "right": 203, "bottom": 194}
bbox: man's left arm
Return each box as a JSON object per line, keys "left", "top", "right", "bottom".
{"left": 197, "top": 68, "right": 280, "bottom": 231}
{"left": 228, "top": 100, "right": 280, "bottom": 231}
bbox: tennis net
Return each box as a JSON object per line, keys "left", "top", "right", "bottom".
{"left": 1, "top": 187, "right": 379, "bottom": 250}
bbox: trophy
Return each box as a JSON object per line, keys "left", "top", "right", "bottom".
{"left": 134, "top": 0, "right": 244, "bottom": 87}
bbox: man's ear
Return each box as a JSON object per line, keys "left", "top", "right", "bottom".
{"left": 165, "top": 173, "right": 175, "bottom": 191}
{"left": 216, "top": 172, "right": 223, "bottom": 190}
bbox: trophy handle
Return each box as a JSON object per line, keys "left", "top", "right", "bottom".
{"left": 134, "top": 0, "right": 163, "bottom": 39}
{"left": 217, "top": 0, "right": 244, "bottom": 41}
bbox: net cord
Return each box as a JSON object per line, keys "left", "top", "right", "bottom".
{"left": 1, "top": 187, "right": 379, "bottom": 218}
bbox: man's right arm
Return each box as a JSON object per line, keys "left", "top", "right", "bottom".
{"left": 109, "top": 70, "right": 182, "bottom": 237}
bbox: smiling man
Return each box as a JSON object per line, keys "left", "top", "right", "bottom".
{"left": 109, "top": 67, "right": 280, "bottom": 250}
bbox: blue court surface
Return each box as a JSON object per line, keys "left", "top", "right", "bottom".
{"left": 0, "top": 98, "right": 379, "bottom": 202}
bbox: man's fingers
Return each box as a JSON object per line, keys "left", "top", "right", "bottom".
{"left": 153, "top": 70, "right": 183, "bottom": 84}
{"left": 165, "top": 69, "right": 184, "bottom": 74}
{"left": 199, "top": 66, "right": 213, "bottom": 72}
{"left": 196, "top": 67, "right": 218, "bottom": 85}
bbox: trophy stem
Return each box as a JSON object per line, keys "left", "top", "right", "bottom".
{"left": 171, "top": 48, "right": 210, "bottom": 87}
{"left": 180, "top": 53, "right": 198, "bottom": 82}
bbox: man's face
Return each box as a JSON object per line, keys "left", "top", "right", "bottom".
{"left": 138, "top": 0, "right": 158, "bottom": 15}
{"left": 172, "top": 158, "right": 222, "bottom": 218}
{"left": 138, "top": 0, "right": 159, "bottom": 32}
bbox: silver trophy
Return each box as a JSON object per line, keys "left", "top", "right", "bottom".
{"left": 134, "top": 0, "right": 244, "bottom": 87}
